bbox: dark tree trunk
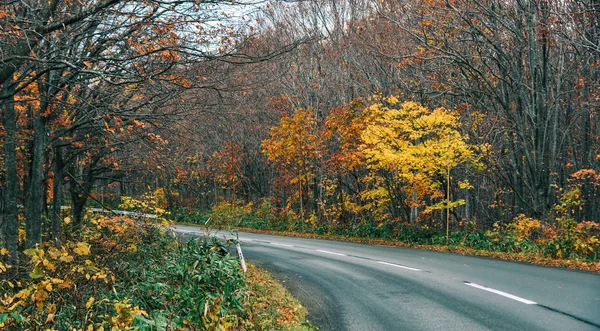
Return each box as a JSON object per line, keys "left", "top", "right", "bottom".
{"left": 70, "top": 160, "right": 95, "bottom": 227}
{"left": 71, "top": 193, "right": 87, "bottom": 228}
{"left": 24, "top": 84, "right": 49, "bottom": 248}
{"left": 1, "top": 80, "right": 19, "bottom": 264}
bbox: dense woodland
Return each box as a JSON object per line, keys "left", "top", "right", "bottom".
{"left": 1, "top": 0, "right": 600, "bottom": 263}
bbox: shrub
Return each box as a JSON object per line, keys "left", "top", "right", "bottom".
{"left": 0, "top": 213, "right": 248, "bottom": 330}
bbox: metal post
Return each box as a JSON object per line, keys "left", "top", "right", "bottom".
{"left": 236, "top": 243, "right": 247, "bottom": 273}
{"left": 236, "top": 232, "right": 247, "bottom": 273}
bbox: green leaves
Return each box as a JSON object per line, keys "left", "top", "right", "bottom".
{"left": 110, "top": 235, "right": 247, "bottom": 329}
{"left": 29, "top": 265, "right": 43, "bottom": 279}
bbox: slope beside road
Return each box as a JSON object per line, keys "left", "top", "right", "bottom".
{"left": 172, "top": 224, "right": 600, "bottom": 331}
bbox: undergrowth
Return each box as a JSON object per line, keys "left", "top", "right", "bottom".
{"left": 0, "top": 215, "right": 248, "bottom": 330}
{"left": 176, "top": 198, "right": 600, "bottom": 265}
{"left": 0, "top": 195, "right": 315, "bottom": 330}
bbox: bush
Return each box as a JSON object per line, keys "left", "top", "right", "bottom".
{"left": 169, "top": 207, "right": 209, "bottom": 224}
{"left": 0, "top": 213, "right": 249, "bottom": 330}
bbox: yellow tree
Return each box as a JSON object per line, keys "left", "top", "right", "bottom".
{"left": 360, "top": 98, "right": 484, "bottom": 240}
{"left": 262, "top": 108, "right": 324, "bottom": 220}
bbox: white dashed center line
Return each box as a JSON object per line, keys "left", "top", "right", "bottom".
{"left": 316, "top": 250, "right": 347, "bottom": 256}
{"left": 271, "top": 242, "right": 293, "bottom": 247}
{"left": 377, "top": 261, "right": 421, "bottom": 271}
{"left": 464, "top": 282, "right": 537, "bottom": 305}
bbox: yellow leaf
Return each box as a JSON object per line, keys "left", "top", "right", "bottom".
{"left": 43, "top": 259, "right": 56, "bottom": 271}
{"left": 63, "top": 217, "right": 71, "bottom": 224}
{"left": 386, "top": 95, "right": 399, "bottom": 105}
{"left": 58, "top": 277, "right": 72, "bottom": 289}
{"left": 86, "top": 297, "right": 95, "bottom": 309}
{"left": 74, "top": 242, "right": 90, "bottom": 256}
{"left": 47, "top": 247, "right": 61, "bottom": 260}
{"left": 59, "top": 254, "right": 74, "bottom": 263}
{"left": 458, "top": 180, "right": 473, "bottom": 189}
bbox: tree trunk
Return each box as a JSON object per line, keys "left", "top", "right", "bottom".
{"left": 70, "top": 167, "right": 90, "bottom": 227}
{"left": 1, "top": 80, "right": 19, "bottom": 264}
{"left": 71, "top": 194, "right": 87, "bottom": 228}
{"left": 52, "top": 147, "right": 63, "bottom": 247}
{"left": 24, "top": 100, "right": 48, "bottom": 248}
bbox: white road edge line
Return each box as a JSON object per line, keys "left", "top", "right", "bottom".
{"left": 316, "top": 249, "right": 347, "bottom": 256}
{"left": 271, "top": 242, "right": 293, "bottom": 247}
{"left": 464, "top": 282, "right": 537, "bottom": 305}
{"left": 377, "top": 261, "right": 421, "bottom": 271}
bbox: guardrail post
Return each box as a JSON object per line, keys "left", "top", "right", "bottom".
{"left": 236, "top": 242, "right": 247, "bottom": 273}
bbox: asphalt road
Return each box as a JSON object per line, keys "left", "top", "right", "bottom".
{"left": 172, "top": 225, "right": 600, "bottom": 331}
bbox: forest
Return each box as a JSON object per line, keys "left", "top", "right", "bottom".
{"left": 0, "top": 0, "right": 599, "bottom": 328}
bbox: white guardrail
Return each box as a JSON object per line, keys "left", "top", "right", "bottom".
{"left": 88, "top": 208, "right": 158, "bottom": 219}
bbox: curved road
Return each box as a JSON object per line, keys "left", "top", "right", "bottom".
{"left": 172, "top": 225, "right": 600, "bottom": 331}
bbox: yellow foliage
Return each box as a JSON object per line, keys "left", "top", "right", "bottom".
{"left": 119, "top": 193, "right": 169, "bottom": 218}
{"left": 508, "top": 214, "right": 541, "bottom": 241}
{"left": 127, "top": 244, "right": 138, "bottom": 253}
{"left": 262, "top": 108, "right": 324, "bottom": 209}
{"left": 109, "top": 299, "right": 148, "bottom": 330}
{"left": 86, "top": 296, "right": 95, "bottom": 309}
{"left": 0, "top": 213, "right": 165, "bottom": 329}
{"left": 361, "top": 101, "right": 476, "bottom": 175}
{"left": 0, "top": 249, "right": 10, "bottom": 273}
{"left": 458, "top": 180, "right": 473, "bottom": 189}
{"left": 74, "top": 242, "right": 91, "bottom": 256}
{"left": 386, "top": 95, "right": 399, "bottom": 105}
{"left": 18, "top": 228, "right": 26, "bottom": 243}
{"left": 359, "top": 98, "right": 484, "bottom": 218}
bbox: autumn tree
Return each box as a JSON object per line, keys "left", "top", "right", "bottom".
{"left": 0, "top": 0, "right": 312, "bottom": 263}
{"left": 262, "top": 108, "right": 324, "bottom": 219}
{"left": 359, "top": 97, "right": 483, "bottom": 225}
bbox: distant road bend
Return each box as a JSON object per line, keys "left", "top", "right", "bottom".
{"left": 172, "top": 224, "right": 600, "bottom": 331}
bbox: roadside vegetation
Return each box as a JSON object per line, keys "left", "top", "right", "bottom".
{"left": 245, "top": 264, "right": 314, "bottom": 331}
{"left": 172, "top": 193, "right": 600, "bottom": 272}
{"left": 0, "top": 195, "right": 314, "bottom": 330}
